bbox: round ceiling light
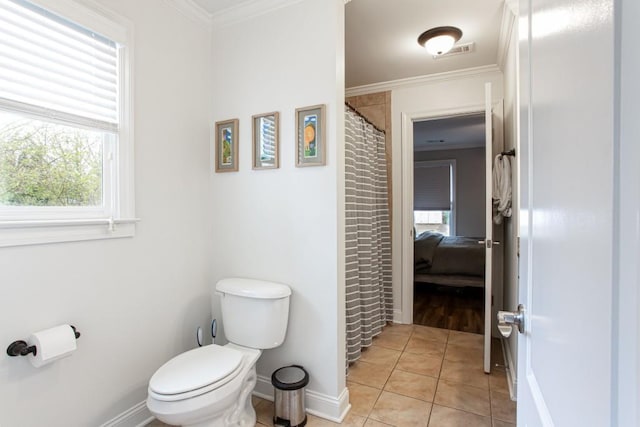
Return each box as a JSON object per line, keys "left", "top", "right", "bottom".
{"left": 417, "top": 26, "right": 463, "bottom": 56}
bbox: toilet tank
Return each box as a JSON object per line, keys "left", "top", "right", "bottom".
{"left": 215, "top": 278, "right": 291, "bottom": 349}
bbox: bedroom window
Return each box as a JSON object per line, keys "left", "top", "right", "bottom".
{"left": 414, "top": 159, "right": 455, "bottom": 236}
{"left": 414, "top": 210, "right": 451, "bottom": 236}
{"left": 0, "top": 0, "right": 135, "bottom": 247}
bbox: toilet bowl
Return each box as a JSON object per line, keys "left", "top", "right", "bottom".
{"left": 146, "top": 278, "right": 291, "bottom": 427}
{"left": 147, "top": 344, "right": 261, "bottom": 427}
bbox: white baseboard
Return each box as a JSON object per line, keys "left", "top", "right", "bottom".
{"left": 500, "top": 337, "right": 517, "bottom": 401}
{"left": 104, "top": 376, "right": 350, "bottom": 427}
{"left": 100, "top": 401, "right": 154, "bottom": 427}
{"left": 392, "top": 309, "right": 404, "bottom": 324}
{"left": 254, "top": 374, "right": 351, "bottom": 422}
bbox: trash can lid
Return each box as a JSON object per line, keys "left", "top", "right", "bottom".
{"left": 271, "top": 365, "right": 309, "bottom": 390}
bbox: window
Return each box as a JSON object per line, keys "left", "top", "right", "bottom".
{"left": 0, "top": 0, "right": 134, "bottom": 246}
{"left": 414, "top": 160, "right": 455, "bottom": 236}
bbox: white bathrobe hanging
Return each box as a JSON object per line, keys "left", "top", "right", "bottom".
{"left": 492, "top": 154, "right": 512, "bottom": 224}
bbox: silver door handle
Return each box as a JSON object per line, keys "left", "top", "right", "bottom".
{"left": 497, "top": 304, "right": 525, "bottom": 338}
{"left": 478, "top": 240, "right": 501, "bottom": 247}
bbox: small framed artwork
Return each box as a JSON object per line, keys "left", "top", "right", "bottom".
{"left": 252, "top": 112, "right": 280, "bottom": 169}
{"left": 295, "top": 104, "right": 326, "bottom": 167}
{"left": 215, "top": 119, "right": 239, "bottom": 172}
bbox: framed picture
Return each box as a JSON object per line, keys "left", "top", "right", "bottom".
{"left": 215, "top": 119, "right": 239, "bottom": 172}
{"left": 252, "top": 112, "right": 280, "bottom": 170}
{"left": 295, "top": 104, "right": 326, "bottom": 167}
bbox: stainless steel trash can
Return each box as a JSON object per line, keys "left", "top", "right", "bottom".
{"left": 271, "top": 365, "right": 309, "bottom": 427}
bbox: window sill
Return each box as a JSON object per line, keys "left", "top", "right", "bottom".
{"left": 0, "top": 218, "right": 139, "bottom": 248}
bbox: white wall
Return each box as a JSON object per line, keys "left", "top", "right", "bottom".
{"left": 414, "top": 148, "right": 486, "bottom": 237}
{"left": 390, "top": 69, "right": 504, "bottom": 319}
{"left": 0, "top": 1, "right": 213, "bottom": 425}
{"left": 209, "top": 0, "right": 347, "bottom": 419}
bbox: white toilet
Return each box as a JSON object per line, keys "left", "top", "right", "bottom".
{"left": 146, "top": 278, "right": 291, "bottom": 427}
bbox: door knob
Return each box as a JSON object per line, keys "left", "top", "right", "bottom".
{"left": 497, "top": 304, "right": 525, "bottom": 337}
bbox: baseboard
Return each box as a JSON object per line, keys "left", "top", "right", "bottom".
{"left": 500, "top": 337, "right": 517, "bottom": 401}
{"left": 104, "top": 377, "right": 350, "bottom": 427}
{"left": 392, "top": 308, "right": 404, "bottom": 324}
{"left": 254, "top": 374, "right": 351, "bottom": 422}
{"left": 100, "top": 401, "right": 154, "bottom": 427}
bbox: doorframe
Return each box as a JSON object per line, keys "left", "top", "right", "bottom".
{"left": 399, "top": 102, "right": 503, "bottom": 325}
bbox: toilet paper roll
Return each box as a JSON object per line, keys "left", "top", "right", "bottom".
{"left": 27, "top": 324, "right": 77, "bottom": 368}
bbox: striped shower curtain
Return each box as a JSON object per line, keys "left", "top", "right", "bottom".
{"left": 345, "top": 105, "right": 393, "bottom": 365}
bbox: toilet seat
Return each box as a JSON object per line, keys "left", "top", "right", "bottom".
{"left": 148, "top": 344, "right": 244, "bottom": 402}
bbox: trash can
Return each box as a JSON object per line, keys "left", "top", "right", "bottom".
{"left": 271, "top": 365, "right": 309, "bottom": 427}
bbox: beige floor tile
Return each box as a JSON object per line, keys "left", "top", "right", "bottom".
{"left": 303, "top": 413, "right": 366, "bottom": 426}
{"left": 412, "top": 325, "right": 450, "bottom": 343}
{"left": 255, "top": 399, "right": 274, "bottom": 425}
{"left": 434, "top": 380, "right": 491, "bottom": 417}
{"left": 395, "top": 351, "right": 443, "bottom": 378}
{"left": 364, "top": 419, "right": 395, "bottom": 427}
{"left": 489, "top": 370, "right": 510, "bottom": 395}
{"left": 144, "top": 420, "right": 168, "bottom": 426}
{"left": 492, "top": 419, "right": 516, "bottom": 427}
{"left": 359, "top": 345, "right": 402, "bottom": 367}
{"left": 447, "top": 331, "right": 484, "bottom": 349}
{"left": 369, "top": 391, "right": 431, "bottom": 427}
{"left": 252, "top": 395, "right": 267, "bottom": 407}
{"left": 404, "top": 336, "right": 446, "bottom": 358}
{"left": 444, "top": 343, "right": 484, "bottom": 365}
{"left": 490, "top": 390, "right": 517, "bottom": 423}
{"left": 340, "top": 413, "right": 367, "bottom": 427}
{"left": 347, "top": 381, "right": 382, "bottom": 417}
{"left": 347, "top": 360, "right": 394, "bottom": 388}
{"left": 372, "top": 331, "right": 410, "bottom": 351}
{"left": 383, "top": 323, "right": 414, "bottom": 337}
{"left": 439, "top": 359, "right": 489, "bottom": 390}
{"left": 427, "top": 404, "right": 492, "bottom": 427}
{"left": 384, "top": 369, "right": 437, "bottom": 402}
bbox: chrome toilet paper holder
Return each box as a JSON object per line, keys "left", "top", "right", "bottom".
{"left": 6, "top": 325, "right": 80, "bottom": 358}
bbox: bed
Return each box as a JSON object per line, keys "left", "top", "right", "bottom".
{"left": 414, "top": 231, "right": 485, "bottom": 288}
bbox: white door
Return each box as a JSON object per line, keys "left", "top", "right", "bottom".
{"left": 483, "top": 83, "right": 504, "bottom": 373}
{"left": 483, "top": 84, "right": 494, "bottom": 374}
{"left": 514, "top": 0, "right": 615, "bottom": 424}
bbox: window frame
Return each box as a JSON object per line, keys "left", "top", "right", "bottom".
{"left": 0, "top": 0, "right": 136, "bottom": 247}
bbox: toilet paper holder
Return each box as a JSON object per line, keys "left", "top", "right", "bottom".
{"left": 6, "top": 325, "right": 80, "bottom": 358}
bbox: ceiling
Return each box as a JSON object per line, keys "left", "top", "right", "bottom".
{"left": 192, "top": 0, "right": 506, "bottom": 88}
{"left": 346, "top": 0, "right": 505, "bottom": 88}
{"left": 414, "top": 114, "right": 485, "bottom": 152}
{"left": 190, "top": 0, "right": 240, "bottom": 14}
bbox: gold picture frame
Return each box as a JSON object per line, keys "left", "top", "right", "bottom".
{"left": 215, "top": 119, "right": 239, "bottom": 172}
{"left": 252, "top": 112, "right": 279, "bottom": 170}
{"left": 295, "top": 104, "right": 326, "bottom": 167}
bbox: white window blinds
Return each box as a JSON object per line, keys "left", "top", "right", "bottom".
{"left": 414, "top": 162, "right": 452, "bottom": 211}
{"left": 0, "top": 0, "right": 119, "bottom": 132}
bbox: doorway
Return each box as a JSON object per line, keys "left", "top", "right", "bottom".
{"left": 412, "top": 113, "right": 486, "bottom": 334}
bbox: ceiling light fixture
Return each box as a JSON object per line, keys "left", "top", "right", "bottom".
{"left": 417, "top": 26, "right": 463, "bottom": 56}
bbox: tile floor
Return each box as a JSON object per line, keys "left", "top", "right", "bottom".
{"left": 148, "top": 324, "right": 516, "bottom": 427}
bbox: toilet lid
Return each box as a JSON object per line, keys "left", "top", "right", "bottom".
{"left": 149, "top": 345, "right": 243, "bottom": 396}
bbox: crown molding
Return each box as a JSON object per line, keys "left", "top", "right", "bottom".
{"left": 212, "top": 0, "right": 305, "bottom": 28}
{"left": 345, "top": 64, "right": 502, "bottom": 97}
{"left": 497, "top": 1, "right": 517, "bottom": 70}
{"left": 163, "top": 0, "right": 213, "bottom": 28}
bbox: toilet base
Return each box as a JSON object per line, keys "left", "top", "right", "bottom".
{"left": 148, "top": 351, "right": 259, "bottom": 427}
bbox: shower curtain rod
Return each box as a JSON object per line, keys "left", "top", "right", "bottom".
{"left": 345, "top": 102, "right": 386, "bottom": 134}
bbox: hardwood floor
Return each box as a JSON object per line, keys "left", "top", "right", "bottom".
{"left": 412, "top": 282, "right": 484, "bottom": 334}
